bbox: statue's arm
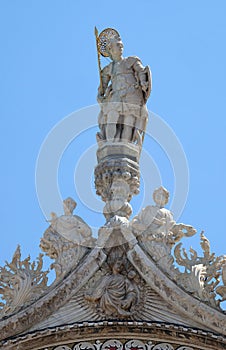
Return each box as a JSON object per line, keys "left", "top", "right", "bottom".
{"left": 132, "top": 57, "right": 152, "bottom": 93}
{"left": 97, "top": 65, "right": 111, "bottom": 102}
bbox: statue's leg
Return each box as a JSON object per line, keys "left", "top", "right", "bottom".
{"left": 106, "top": 110, "right": 119, "bottom": 141}
{"left": 121, "top": 114, "right": 135, "bottom": 142}
{"left": 114, "top": 114, "right": 123, "bottom": 141}
{"left": 132, "top": 107, "right": 148, "bottom": 142}
{"left": 98, "top": 111, "right": 106, "bottom": 140}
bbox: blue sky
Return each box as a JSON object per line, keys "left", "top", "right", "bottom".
{"left": 0, "top": 0, "right": 226, "bottom": 276}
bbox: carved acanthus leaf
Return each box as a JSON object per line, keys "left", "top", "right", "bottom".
{"left": 0, "top": 245, "right": 48, "bottom": 317}
{"left": 216, "top": 259, "right": 226, "bottom": 301}
{"left": 174, "top": 232, "right": 225, "bottom": 308}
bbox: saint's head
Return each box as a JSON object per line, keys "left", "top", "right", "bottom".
{"left": 106, "top": 37, "right": 124, "bottom": 61}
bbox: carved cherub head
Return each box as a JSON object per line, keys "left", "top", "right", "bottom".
{"left": 63, "top": 197, "right": 77, "bottom": 216}
{"left": 153, "top": 186, "right": 169, "bottom": 208}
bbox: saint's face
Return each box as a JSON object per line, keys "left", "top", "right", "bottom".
{"left": 112, "top": 260, "right": 123, "bottom": 273}
{"left": 109, "top": 41, "right": 123, "bottom": 61}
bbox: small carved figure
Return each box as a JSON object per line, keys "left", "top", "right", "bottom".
{"left": 85, "top": 258, "right": 138, "bottom": 318}
{"left": 95, "top": 28, "right": 151, "bottom": 143}
{"left": 40, "top": 197, "right": 95, "bottom": 281}
{"left": 48, "top": 197, "right": 93, "bottom": 245}
{"left": 132, "top": 186, "right": 196, "bottom": 243}
{"left": 103, "top": 179, "right": 132, "bottom": 221}
{"left": 131, "top": 186, "right": 196, "bottom": 269}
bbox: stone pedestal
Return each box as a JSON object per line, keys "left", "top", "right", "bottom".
{"left": 95, "top": 142, "right": 141, "bottom": 221}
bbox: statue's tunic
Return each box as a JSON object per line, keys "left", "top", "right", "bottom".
{"left": 102, "top": 56, "right": 147, "bottom": 105}
{"left": 99, "top": 57, "right": 149, "bottom": 141}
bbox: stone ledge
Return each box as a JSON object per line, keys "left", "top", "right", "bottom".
{"left": 2, "top": 321, "right": 226, "bottom": 350}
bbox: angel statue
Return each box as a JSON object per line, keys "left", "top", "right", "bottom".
{"left": 95, "top": 28, "right": 152, "bottom": 144}
{"left": 131, "top": 186, "right": 196, "bottom": 267}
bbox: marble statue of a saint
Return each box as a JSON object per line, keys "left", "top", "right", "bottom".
{"left": 96, "top": 28, "right": 151, "bottom": 144}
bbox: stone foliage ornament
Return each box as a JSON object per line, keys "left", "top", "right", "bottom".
{"left": 0, "top": 245, "right": 48, "bottom": 317}
{"left": 216, "top": 260, "right": 226, "bottom": 301}
{"left": 40, "top": 197, "right": 95, "bottom": 281}
{"left": 174, "top": 232, "right": 226, "bottom": 308}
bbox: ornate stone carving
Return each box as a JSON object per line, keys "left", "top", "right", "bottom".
{"left": 95, "top": 158, "right": 140, "bottom": 204}
{"left": 1, "top": 29, "right": 226, "bottom": 350}
{"left": 0, "top": 248, "right": 106, "bottom": 341}
{"left": 174, "top": 232, "right": 225, "bottom": 308}
{"left": 103, "top": 178, "right": 132, "bottom": 221}
{"left": 41, "top": 339, "right": 195, "bottom": 350}
{"left": 94, "top": 28, "right": 151, "bottom": 209}
{"left": 2, "top": 321, "right": 226, "bottom": 349}
{"left": 130, "top": 186, "right": 226, "bottom": 310}
{"left": 40, "top": 197, "right": 95, "bottom": 281}
{"left": 127, "top": 243, "right": 226, "bottom": 334}
{"left": 0, "top": 245, "right": 48, "bottom": 317}
{"left": 84, "top": 248, "right": 143, "bottom": 318}
{"left": 95, "top": 28, "right": 151, "bottom": 144}
{"left": 216, "top": 259, "right": 226, "bottom": 301}
{"left": 131, "top": 186, "right": 196, "bottom": 272}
